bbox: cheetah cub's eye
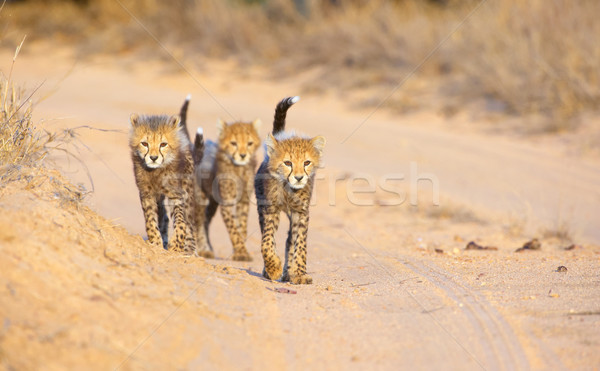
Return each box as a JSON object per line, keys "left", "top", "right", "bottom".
{"left": 304, "top": 160, "right": 311, "bottom": 166}
{"left": 248, "top": 141, "right": 254, "bottom": 146}
{"left": 141, "top": 141, "right": 149, "bottom": 147}
{"left": 230, "top": 141, "right": 237, "bottom": 146}
{"left": 284, "top": 161, "right": 292, "bottom": 167}
{"left": 160, "top": 142, "right": 168, "bottom": 148}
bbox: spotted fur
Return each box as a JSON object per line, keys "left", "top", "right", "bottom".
{"left": 254, "top": 96, "right": 325, "bottom": 284}
{"left": 129, "top": 97, "right": 208, "bottom": 254}
{"left": 197, "top": 118, "right": 261, "bottom": 261}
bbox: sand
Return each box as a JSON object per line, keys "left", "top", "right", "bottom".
{"left": 0, "top": 43, "right": 599, "bottom": 370}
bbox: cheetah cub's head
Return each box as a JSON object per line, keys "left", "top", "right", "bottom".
{"left": 129, "top": 114, "right": 185, "bottom": 169}
{"left": 265, "top": 133, "right": 326, "bottom": 190}
{"left": 217, "top": 118, "right": 261, "bottom": 166}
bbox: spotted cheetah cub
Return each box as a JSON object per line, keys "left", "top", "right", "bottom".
{"left": 255, "top": 96, "right": 325, "bottom": 284}
{"left": 197, "top": 117, "right": 261, "bottom": 260}
{"left": 130, "top": 96, "right": 207, "bottom": 253}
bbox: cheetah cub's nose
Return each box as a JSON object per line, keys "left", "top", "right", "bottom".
{"left": 294, "top": 175, "right": 304, "bottom": 181}
{"left": 240, "top": 153, "right": 247, "bottom": 159}
{"left": 150, "top": 155, "right": 158, "bottom": 161}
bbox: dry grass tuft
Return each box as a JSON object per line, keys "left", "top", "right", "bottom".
{"left": 425, "top": 202, "right": 485, "bottom": 225}
{"left": 0, "top": 41, "right": 89, "bottom": 198}
{"left": 0, "top": 39, "right": 50, "bottom": 182}
{"left": 540, "top": 221, "right": 573, "bottom": 244}
{"left": 0, "top": 81, "right": 44, "bottom": 171}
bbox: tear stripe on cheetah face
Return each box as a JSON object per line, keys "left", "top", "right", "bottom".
{"left": 255, "top": 113, "right": 326, "bottom": 285}
{"left": 130, "top": 114, "right": 188, "bottom": 170}
{"left": 130, "top": 102, "right": 207, "bottom": 255}
{"left": 264, "top": 132, "right": 325, "bottom": 190}
{"left": 195, "top": 118, "right": 261, "bottom": 261}
{"left": 216, "top": 118, "right": 261, "bottom": 166}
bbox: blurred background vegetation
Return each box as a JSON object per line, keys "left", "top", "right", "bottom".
{"left": 2, "top": 0, "right": 599, "bottom": 131}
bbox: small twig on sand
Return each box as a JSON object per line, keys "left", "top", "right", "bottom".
{"left": 103, "top": 248, "right": 129, "bottom": 268}
{"left": 399, "top": 276, "right": 419, "bottom": 284}
{"left": 422, "top": 306, "right": 444, "bottom": 314}
{"left": 268, "top": 287, "right": 297, "bottom": 294}
{"left": 350, "top": 282, "right": 376, "bottom": 288}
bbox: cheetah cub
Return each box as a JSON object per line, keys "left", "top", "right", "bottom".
{"left": 255, "top": 96, "right": 325, "bottom": 284}
{"left": 197, "top": 117, "right": 261, "bottom": 261}
{"left": 130, "top": 96, "right": 207, "bottom": 253}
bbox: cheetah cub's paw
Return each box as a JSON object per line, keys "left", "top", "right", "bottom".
{"left": 232, "top": 250, "right": 253, "bottom": 262}
{"left": 262, "top": 256, "right": 283, "bottom": 280}
{"left": 197, "top": 249, "right": 215, "bottom": 259}
{"left": 286, "top": 273, "right": 313, "bottom": 285}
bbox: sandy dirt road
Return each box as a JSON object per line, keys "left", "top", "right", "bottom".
{"left": 8, "top": 44, "right": 600, "bottom": 244}
{"left": 1, "top": 44, "right": 599, "bottom": 370}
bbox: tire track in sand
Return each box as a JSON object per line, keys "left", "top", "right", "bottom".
{"left": 401, "top": 258, "right": 530, "bottom": 371}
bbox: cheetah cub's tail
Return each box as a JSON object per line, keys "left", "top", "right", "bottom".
{"left": 179, "top": 94, "right": 192, "bottom": 141}
{"left": 193, "top": 127, "right": 204, "bottom": 165}
{"left": 273, "top": 96, "right": 300, "bottom": 135}
{"left": 181, "top": 95, "right": 204, "bottom": 165}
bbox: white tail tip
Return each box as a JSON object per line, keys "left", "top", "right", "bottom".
{"left": 186, "top": 94, "right": 192, "bottom": 101}
{"left": 196, "top": 127, "right": 203, "bottom": 135}
{"left": 290, "top": 96, "right": 300, "bottom": 104}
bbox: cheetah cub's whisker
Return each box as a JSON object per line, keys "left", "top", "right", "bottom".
{"left": 254, "top": 96, "right": 325, "bottom": 284}
{"left": 129, "top": 96, "right": 208, "bottom": 254}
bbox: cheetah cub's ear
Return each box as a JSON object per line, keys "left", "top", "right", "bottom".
{"left": 130, "top": 113, "right": 140, "bottom": 127}
{"left": 264, "top": 133, "right": 278, "bottom": 158}
{"left": 252, "top": 118, "right": 262, "bottom": 132}
{"left": 311, "top": 136, "right": 326, "bottom": 155}
{"left": 167, "top": 115, "right": 181, "bottom": 129}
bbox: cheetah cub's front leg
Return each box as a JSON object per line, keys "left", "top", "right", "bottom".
{"left": 217, "top": 176, "right": 252, "bottom": 261}
{"left": 140, "top": 193, "right": 164, "bottom": 248}
{"left": 167, "top": 199, "right": 189, "bottom": 252}
{"left": 282, "top": 211, "right": 312, "bottom": 285}
{"left": 220, "top": 203, "right": 251, "bottom": 261}
{"left": 260, "top": 209, "right": 282, "bottom": 280}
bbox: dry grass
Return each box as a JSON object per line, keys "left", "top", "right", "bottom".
{"left": 0, "top": 39, "right": 50, "bottom": 183}
{"left": 424, "top": 201, "right": 485, "bottom": 225}
{"left": 3, "top": 0, "right": 599, "bottom": 130}
{"left": 0, "top": 40, "right": 88, "bottom": 197}
{"left": 540, "top": 221, "right": 573, "bottom": 244}
{"left": 456, "top": 0, "right": 600, "bottom": 131}
{"left": 0, "top": 75, "right": 89, "bottom": 205}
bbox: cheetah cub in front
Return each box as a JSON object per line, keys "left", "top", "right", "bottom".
{"left": 129, "top": 97, "right": 207, "bottom": 253}
{"left": 255, "top": 96, "right": 325, "bottom": 284}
